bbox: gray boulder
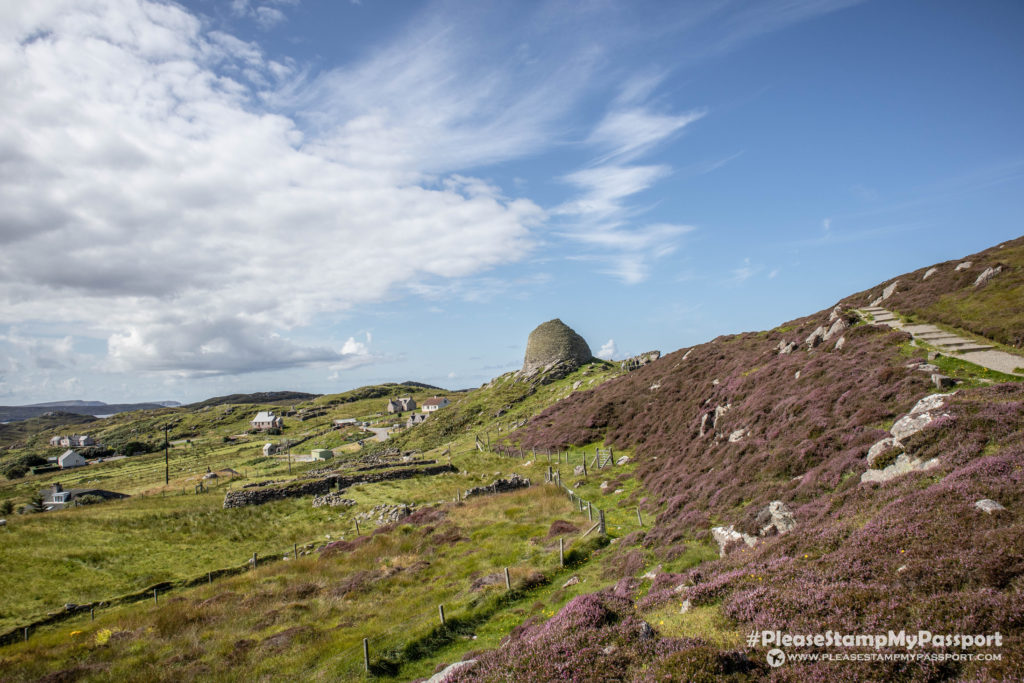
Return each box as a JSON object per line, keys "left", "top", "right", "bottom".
{"left": 427, "top": 660, "right": 478, "bottom": 683}
{"left": 861, "top": 453, "right": 940, "bottom": 484}
{"left": 756, "top": 501, "right": 796, "bottom": 536}
{"left": 973, "top": 266, "right": 1002, "bottom": 288}
{"left": 866, "top": 437, "right": 899, "bottom": 467}
{"left": 955, "top": 261, "right": 973, "bottom": 272}
{"left": 824, "top": 317, "right": 848, "bottom": 341}
{"left": 922, "top": 267, "right": 937, "bottom": 280}
{"left": 711, "top": 525, "right": 758, "bottom": 557}
{"left": 805, "top": 326, "right": 827, "bottom": 349}
{"left": 975, "top": 499, "right": 1006, "bottom": 514}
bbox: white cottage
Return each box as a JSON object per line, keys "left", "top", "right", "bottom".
{"left": 421, "top": 397, "right": 450, "bottom": 413}
{"left": 58, "top": 450, "right": 87, "bottom": 469}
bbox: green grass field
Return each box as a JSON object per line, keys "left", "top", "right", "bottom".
{"left": 0, "top": 364, "right": 733, "bottom": 680}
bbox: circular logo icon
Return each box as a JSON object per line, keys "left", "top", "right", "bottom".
{"left": 766, "top": 648, "right": 786, "bottom": 668}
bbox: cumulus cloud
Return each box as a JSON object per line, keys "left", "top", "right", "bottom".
{"left": 596, "top": 339, "right": 618, "bottom": 360}
{"left": 0, "top": 332, "right": 78, "bottom": 370}
{"left": 0, "top": 0, "right": 545, "bottom": 378}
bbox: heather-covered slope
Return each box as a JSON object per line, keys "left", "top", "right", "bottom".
{"left": 503, "top": 298, "right": 1023, "bottom": 677}
{"left": 840, "top": 234, "right": 1024, "bottom": 348}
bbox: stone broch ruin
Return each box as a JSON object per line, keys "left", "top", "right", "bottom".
{"left": 518, "top": 318, "right": 594, "bottom": 381}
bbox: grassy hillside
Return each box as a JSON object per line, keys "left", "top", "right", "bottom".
{"left": 0, "top": 412, "right": 98, "bottom": 449}
{"left": 3, "top": 242, "right": 1024, "bottom": 680}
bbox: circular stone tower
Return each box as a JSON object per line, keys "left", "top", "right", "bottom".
{"left": 521, "top": 319, "right": 593, "bottom": 376}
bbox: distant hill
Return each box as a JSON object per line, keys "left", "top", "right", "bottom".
{"left": 186, "top": 391, "right": 320, "bottom": 409}
{"left": 394, "top": 381, "right": 445, "bottom": 391}
{"left": 0, "top": 403, "right": 171, "bottom": 423}
{"left": 0, "top": 411, "right": 98, "bottom": 447}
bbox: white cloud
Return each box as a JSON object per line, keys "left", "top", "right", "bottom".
{"left": 588, "top": 107, "right": 705, "bottom": 164}
{"left": 596, "top": 339, "right": 618, "bottom": 360}
{"left": 0, "top": 332, "right": 78, "bottom": 370}
{"left": 822, "top": 217, "right": 832, "bottom": 231}
{"left": 0, "top": 0, "right": 545, "bottom": 379}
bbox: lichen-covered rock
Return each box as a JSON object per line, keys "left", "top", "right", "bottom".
{"left": 861, "top": 453, "right": 940, "bottom": 484}
{"left": 975, "top": 499, "right": 1006, "bottom": 514}
{"left": 974, "top": 266, "right": 1002, "bottom": 288}
{"left": 805, "top": 326, "right": 827, "bottom": 349}
{"left": 866, "top": 437, "right": 900, "bottom": 467}
{"left": 756, "top": 501, "right": 797, "bottom": 536}
{"left": 711, "top": 525, "right": 758, "bottom": 556}
{"left": 955, "top": 261, "right": 972, "bottom": 271}
{"left": 824, "top": 317, "right": 848, "bottom": 341}
{"left": 520, "top": 319, "right": 593, "bottom": 376}
{"left": 311, "top": 492, "right": 356, "bottom": 508}
{"left": 426, "top": 660, "right": 477, "bottom": 683}
{"left": 869, "top": 280, "right": 899, "bottom": 307}
{"left": 889, "top": 392, "right": 954, "bottom": 441}
{"left": 922, "top": 267, "right": 937, "bottom": 280}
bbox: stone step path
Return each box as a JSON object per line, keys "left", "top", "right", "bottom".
{"left": 860, "top": 307, "right": 1024, "bottom": 377}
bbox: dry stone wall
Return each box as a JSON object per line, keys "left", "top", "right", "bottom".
{"left": 223, "top": 463, "right": 457, "bottom": 508}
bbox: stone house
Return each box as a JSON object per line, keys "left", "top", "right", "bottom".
{"left": 251, "top": 411, "right": 284, "bottom": 430}
{"left": 386, "top": 397, "right": 416, "bottom": 414}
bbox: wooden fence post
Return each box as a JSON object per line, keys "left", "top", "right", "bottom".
{"left": 153, "top": 589, "right": 158, "bottom": 604}
{"left": 363, "top": 637, "right": 370, "bottom": 672}
{"left": 293, "top": 543, "right": 298, "bottom": 559}
{"left": 24, "top": 627, "right": 28, "bottom": 642}
{"left": 582, "top": 456, "right": 587, "bottom": 478}
{"left": 439, "top": 604, "right": 446, "bottom": 625}
{"left": 599, "top": 509, "right": 606, "bottom": 535}
{"left": 559, "top": 538, "right": 564, "bottom": 567}
{"left": 636, "top": 507, "right": 644, "bottom": 526}
{"left": 91, "top": 607, "right": 95, "bottom": 621}
{"left": 208, "top": 572, "right": 212, "bottom": 584}
{"left": 588, "top": 501, "right": 593, "bottom": 522}
{"left": 252, "top": 552, "right": 258, "bottom": 570}
{"left": 504, "top": 567, "right": 511, "bottom": 591}
{"left": 355, "top": 519, "right": 361, "bottom": 536}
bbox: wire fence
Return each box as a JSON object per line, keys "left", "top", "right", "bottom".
{"left": 3, "top": 441, "right": 647, "bottom": 679}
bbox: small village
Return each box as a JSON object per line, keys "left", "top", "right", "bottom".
{"left": 7, "top": 392, "right": 454, "bottom": 515}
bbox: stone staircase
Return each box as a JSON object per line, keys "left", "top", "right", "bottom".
{"left": 860, "top": 306, "right": 1023, "bottom": 375}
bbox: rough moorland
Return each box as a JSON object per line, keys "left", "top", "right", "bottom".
{"left": 504, "top": 267, "right": 1024, "bottom": 679}
{"left": 841, "top": 234, "right": 1024, "bottom": 348}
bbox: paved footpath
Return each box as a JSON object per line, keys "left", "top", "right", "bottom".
{"left": 861, "top": 307, "right": 1024, "bottom": 377}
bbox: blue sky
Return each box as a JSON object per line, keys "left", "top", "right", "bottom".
{"left": 0, "top": 0, "right": 1022, "bottom": 404}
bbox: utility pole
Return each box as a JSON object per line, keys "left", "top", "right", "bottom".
{"left": 164, "top": 425, "right": 170, "bottom": 485}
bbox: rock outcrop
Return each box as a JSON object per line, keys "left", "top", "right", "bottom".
{"left": 519, "top": 319, "right": 593, "bottom": 380}
{"left": 620, "top": 351, "right": 661, "bottom": 371}
{"left": 463, "top": 473, "right": 531, "bottom": 499}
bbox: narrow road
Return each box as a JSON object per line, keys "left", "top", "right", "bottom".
{"left": 862, "top": 306, "right": 1024, "bottom": 377}
{"left": 365, "top": 427, "right": 393, "bottom": 442}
